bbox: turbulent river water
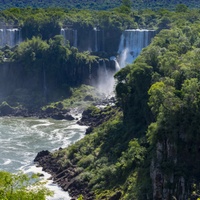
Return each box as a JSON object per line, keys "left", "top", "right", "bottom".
{"left": 0, "top": 116, "right": 87, "bottom": 200}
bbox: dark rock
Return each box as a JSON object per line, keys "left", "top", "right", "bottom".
{"left": 38, "top": 173, "right": 44, "bottom": 177}
{"left": 45, "top": 107, "right": 58, "bottom": 114}
{"left": 52, "top": 113, "right": 66, "bottom": 120}
{"left": 64, "top": 114, "right": 75, "bottom": 121}
{"left": 34, "top": 150, "right": 50, "bottom": 162}
{"left": 55, "top": 102, "right": 64, "bottom": 109}
{"left": 85, "top": 127, "right": 93, "bottom": 134}
{"left": 52, "top": 113, "right": 75, "bottom": 120}
{"left": 34, "top": 147, "right": 95, "bottom": 200}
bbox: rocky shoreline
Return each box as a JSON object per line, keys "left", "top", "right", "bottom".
{"left": 0, "top": 102, "right": 76, "bottom": 120}
{"left": 31, "top": 99, "right": 117, "bottom": 199}
{"left": 33, "top": 104, "right": 118, "bottom": 199}
{"left": 34, "top": 150, "right": 95, "bottom": 200}
{"left": 0, "top": 97, "right": 117, "bottom": 199}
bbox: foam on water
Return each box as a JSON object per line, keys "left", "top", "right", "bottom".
{"left": 0, "top": 116, "right": 87, "bottom": 199}
{"left": 2, "top": 159, "right": 11, "bottom": 165}
{"left": 23, "top": 165, "right": 71, "bottom": 200}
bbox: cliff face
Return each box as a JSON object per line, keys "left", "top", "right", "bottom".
{"left": 114, "top": 22, "right": 200, "bottom": 199}
{"left": 0, "top": 58, "right": 116, "bottom": 100}
{"left": 60, "top": 25, "right": 122, "bottom": 55}
{"left": 150, "top": 128, "right": 200, "bottom": 200}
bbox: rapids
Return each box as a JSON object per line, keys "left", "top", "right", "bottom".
{"left": 0, "top": 116, "right": 87, "bottom": 199}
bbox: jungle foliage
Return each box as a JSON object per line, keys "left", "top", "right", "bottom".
{"left": 0, "top": 0, "right": 199, "bottom": 11}
{"left": 0, "top": 171, "right": 53, "bottom": 200}
{"left": 1, "top": 3, "right": 200, "bottom": 200}
{"left": 49, "top": 6, "right": 200, "bottom": 200}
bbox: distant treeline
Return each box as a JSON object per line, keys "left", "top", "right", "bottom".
{"left": 0, "top": 0, "right": 200, "bottom": 10}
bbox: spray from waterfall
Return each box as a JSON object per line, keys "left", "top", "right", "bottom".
{"left": 96, "top": 60, "right": 113, "bottom": 95}
{"left": 95, "top": 29, "right": 156, "bottom": 96}
{"left": 94, "top": 57, "right": 121, "bottom": 97}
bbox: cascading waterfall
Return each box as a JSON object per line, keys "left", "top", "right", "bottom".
{"left": 61, "top": 27, "right": 105, "bottom": 52}
{"left": 93, "top": 27, "right": 105, "bottom": 52}
{"left": 118, "top": 29, "right": 156, "bottom": 68}
{"left": 0, "top": 28, "right": 21, "bottom": 47}
{"left": 110, "top": 56, "right": 121, "bottom": 71}
{"left": 96, "top": 60, "right": 114, "bottom": 94}
{"left": 96, "top": 29, "right": 156, "bottom": 96}
{"left": 60, "top": 28, "right": 77, "bottom": 47}
{"left": 94, "top": 27, "right": 98, "bottom": 52}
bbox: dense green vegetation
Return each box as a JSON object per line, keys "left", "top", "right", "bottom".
{"left": 44, "top": 6, "right": 200, "bottom": 200}
{"left": 0, "top": 4, "right": 162, "bottom": 109}
{"left": 0, "top": 3, "right": 197, "bottom": 109}
{"left": 0, "top": 0, "right": 199, "bottom": 10}
{"left": 0, "top": 171, "right": 52, "bottom": 199}
{"left": 0, "top": 37, "right": 99, "bottom": 110}
{"left": 1, "top": 2, "right": 200, "bottom": 199}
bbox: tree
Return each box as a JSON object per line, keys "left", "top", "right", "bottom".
{"left": 0, "top": 171, "right": 53, "bottom": 200}
{"left": 118, "top": 0, "right": 132, "bottom": 13}
{"left": 175, "top": 4, "right": 188, "bottom": 13}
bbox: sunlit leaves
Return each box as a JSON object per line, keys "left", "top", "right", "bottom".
{"left": 181, "top": 78, "right": 200, "bottom": 108}
{"left": 0, "top": 171, "right": 53, "bottom": 200}
{"left": 14, "top": 36, "right": 49, "bottom": 63}
{"left": 148, "top": 79, "right": 181, "bottom": 116}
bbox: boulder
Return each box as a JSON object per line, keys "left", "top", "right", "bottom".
{"left": 34, "top": 150, "right": 50, "bottom": 162}
{"left": 52, "top": 113, "right": 74, "bottom": 120}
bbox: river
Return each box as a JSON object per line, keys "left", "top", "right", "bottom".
{"left": 0, "top": 116, "right": 87, "bottom": 199}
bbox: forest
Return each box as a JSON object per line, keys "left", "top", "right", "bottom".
{"left": 0, "top": 1, "right": 200, "bottom": 200}
{"left": 0, "top": 0, "right": 200, "bottom": 10}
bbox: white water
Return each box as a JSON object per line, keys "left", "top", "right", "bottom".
{"left": 0, "top": 116, "right": 87, "bottom": 199}
{"left": 96, "top": 59, "right": 116, "bottom": 95}
{"left": 0, "top": 28, "right": 21, "bottom": 47}
{"left": 118, "top": 29, "right": 156, "bottom": 68}
{"left": 60, "top": 28, "right": 77, "bottom": 47}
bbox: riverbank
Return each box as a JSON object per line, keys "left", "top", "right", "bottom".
{"left": 34, "top": 103, "right": 119, "bottom": 200}
{"left": 34, "top": 150, "right": 95, "bottom": 200}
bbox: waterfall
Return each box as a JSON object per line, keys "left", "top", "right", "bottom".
{"left": 118, "top": 29, "right": 156, "bottom": 68}
{"left": 60, "top": 28, "right": 77, "bottom": 47}
{"left": 95, "top": 58, "right": 120, "bottom": 96}
{"left": 61, "top": 27, "right": 106, "bottom": 52}
{"left": 97, "top": 60, "right": 112, "bottom": 94}
{"left": 94, "top": 27, "right": 98, "bottom": 52}
{"left": 93, "top": 27, "right": 105, "bottom": 52}
{"left": 110, "top": 56, "right": 120, "bottom": 71}
{"left": 0, "top": 28, "right": 21, "bottom": 47}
